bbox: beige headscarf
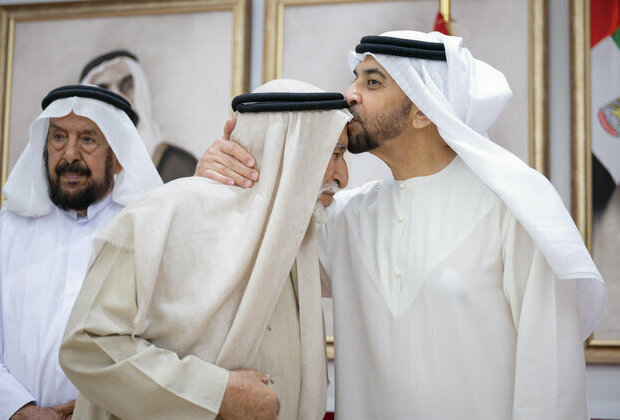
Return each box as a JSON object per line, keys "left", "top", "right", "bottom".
{"left": 92, "top": 79, "right": 351, "bottom": 419}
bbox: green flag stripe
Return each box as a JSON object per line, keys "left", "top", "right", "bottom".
{"left": 612, "top": 27, "right": 620, "bottom": 49}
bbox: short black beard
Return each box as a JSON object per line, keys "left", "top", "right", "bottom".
{"left": 44, "top": 146, "right": 115, "bottom": 212}
{"left": 347, "top": 98, "right": 413, "bottom": 154}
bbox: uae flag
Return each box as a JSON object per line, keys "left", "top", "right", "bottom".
{"left": 591, "top": 0, "right": 620, "bottom": 188}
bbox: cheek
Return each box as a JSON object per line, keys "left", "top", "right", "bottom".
{"left": 365, "top": 97, "right": 389, "bottom": 117}
{"left": 322, "top": 163, "right": 336, "bottom": 185}
{"left": 47, "top": 150, "right": 62, "bottom": 174}
{"left": 338, "top": 160, "right": 349, "bottom": 180}
{"left": 83, "top": 155, "right": 106, "bottom": 178}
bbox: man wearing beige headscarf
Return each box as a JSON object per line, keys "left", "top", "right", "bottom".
{"left": 58, "top": 79, "right": 351, "bottom": 420}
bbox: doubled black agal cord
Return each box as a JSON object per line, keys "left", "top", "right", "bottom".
{"left": 42, "top": 85, "right": 139, "bottom": 126}
{"left": 79, "top": 49, "right": 138, "bottom": 82}
{"left": 355, "top": 35, "right": 447, "bottom": 61}
{"left": 232, "top": 92, "right": 348, "bottom": 113}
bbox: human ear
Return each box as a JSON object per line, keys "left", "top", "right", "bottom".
{"left": 411, "top": 108, "right": 433, "bottom": 129}
{"left": 114, "top": 158, "right": 123, "bottom": 175}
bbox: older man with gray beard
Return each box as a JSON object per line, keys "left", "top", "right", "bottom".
{"left": 60, "top": 79, "right": 351, "bottom": 420}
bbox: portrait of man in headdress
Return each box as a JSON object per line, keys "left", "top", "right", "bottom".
{"left": 79, "top": 49, "right": 199, "bottom": 182}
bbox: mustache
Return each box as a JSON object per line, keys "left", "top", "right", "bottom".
{"left": 349, "top": 108, "right": 363, "bottom": 123}
{"left": 55, "top": 160, "right": 91, "bottom": 177}
{"left": 320, "top": 180, "right": 340, "bottom": 195}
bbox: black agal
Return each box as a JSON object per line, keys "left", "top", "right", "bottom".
{"left": 232, "top": 92, "right": 348, "bottom": 113}
{"left": 42, "top": 85, "right": 139, "bottom": 125}
{"left": 355, "top": 35, "right": 447, "bottom": 61}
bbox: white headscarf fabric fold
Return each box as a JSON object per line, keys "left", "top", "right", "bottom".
{"left": 349, "top": 30, "right": 606, "bottom": 340}
{"left": 2, "top": 96, "right": 162, "bottom": 217}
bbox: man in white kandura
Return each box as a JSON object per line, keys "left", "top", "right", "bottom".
{"left": 59, "top": 79, "right": 351, "bottom": 420}
{"left": 0, "top": 85, "right": 161, "bottom": 419}
{"left": 198, "top": 31, "right": 607, "bottom": 419}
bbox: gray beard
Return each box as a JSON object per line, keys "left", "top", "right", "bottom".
{"left": 312, "top": 200, "right": 329, "bottom": 224}
{"left": 44, "top": 147, "right": 115, "bottom": 212}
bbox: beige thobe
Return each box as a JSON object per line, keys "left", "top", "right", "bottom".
{"left": 62, "top": 244, "right": 302, "bottom": 420}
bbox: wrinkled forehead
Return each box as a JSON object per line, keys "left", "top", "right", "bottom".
{"left": 47, "top": 112, "right": 108, "bottom": 142}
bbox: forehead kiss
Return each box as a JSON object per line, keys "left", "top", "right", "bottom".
{"left": 343, "top": 56, "right": 415, "bottom": 155}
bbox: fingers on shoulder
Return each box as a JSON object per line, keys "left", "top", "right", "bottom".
{"left": 219, "top": 140, "right": 254, "bottom": 167}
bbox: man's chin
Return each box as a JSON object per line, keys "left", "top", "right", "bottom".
{"left": 49, "top": 183, "right": 97, "bottom": 211}
{"left": 347, "top": 139, "right": 370, "bottom": 154}
{"left": 58, "top": 186, "right": 89, "bottom": 199}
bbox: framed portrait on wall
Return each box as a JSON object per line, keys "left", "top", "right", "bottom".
{"left": 0, "top": 0, "right": 251, "bottom": 198}
{"left": 571, "top": 0, "right": 620, "bottom": 363}
{"left": 264, "top": 0, "right": 550, "bottom": 358}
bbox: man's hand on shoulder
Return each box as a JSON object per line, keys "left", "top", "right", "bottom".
{"left": 195, "top": 118, "right": 260, "bottom": 188}
{"left": 10, "top": 400, "right": 75, "bottom": 420}
{"left": 219, "top": 368, "right": 280, "bottom": 420}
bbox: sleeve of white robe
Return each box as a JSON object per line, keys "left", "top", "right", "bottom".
{"left": 0, "top": 216, "right": 36, "bottom": 419}
{"left": 0, "top": 327, "right": 35, "bottom": 419}
{"left": 59, "top": 242, "right": 229, "bottom": 420}
{"left": 502, "top": 209, "right": 587, "bottom": 420}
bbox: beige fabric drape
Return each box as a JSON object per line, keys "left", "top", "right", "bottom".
{"left": 60, "top": 79, "right": 351, "bottom": 419}
{"left": 64, "top": 243, "right": 305, "bottom": 420}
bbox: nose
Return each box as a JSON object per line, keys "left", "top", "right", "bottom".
{"left": 333, "top": 158, "right": 349, "bottom": 190}
{"left": 345, "top": 83, "right": 360, "bottom": 107}
{"left": 62, "top": 136, "right": 81, "bottom": 163}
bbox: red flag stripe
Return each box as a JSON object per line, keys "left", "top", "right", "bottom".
{"left": 433, "top": 12, "right": 450, "bottom": 35}
{"left": 591, "top": 0, "right": 620, "bottom": 47}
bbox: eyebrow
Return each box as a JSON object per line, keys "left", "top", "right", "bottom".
{"left": 49, "top": 123, "right": 66, "bottom": 132}
{"left": 363, "top": 68, "right": 387, "bottom": 80}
